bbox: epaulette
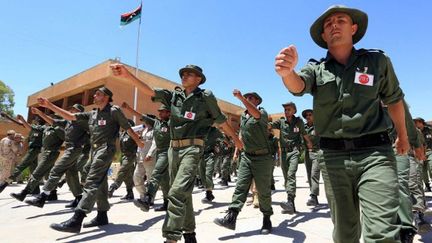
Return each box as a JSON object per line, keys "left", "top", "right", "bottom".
{"left": 202, "top": 89, "right": 212, "bottom": 96}
{"left": 307, "top": 58, "right": 322, "bottom": 64}
{"left": 357, "top": 48, "right": 385, "bottom": 55}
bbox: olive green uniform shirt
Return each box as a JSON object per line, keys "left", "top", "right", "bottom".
{"left": 142, "top": 115, "right": 170, "bottom": 151}
{"left": 420, "top": 126, "right": 432, "bottom": 150}
{"left": 240, "top": 107, "right": 270, "bottom": 153}
{"left": 28, "top": 125, "right": 44, "bottom": 148}
{"left": 53, "top": 119, "right": 89, "bottom": 148}
{"left": 205, "top": 126, "right": 224, "bottom": 153}
{"left": 75, "top": 104, "right": 131, "bottom": 145}
{"left": 270, "top": 116, "right": 306, "bottom": 149}
{"left": 386, "top": 101, "right": 420, "bottom": 148}
{"left": 152, "top": 87, "right": 227, "bottom": 140}
{"left": 120, "top": 130, "right": 138, "bottom": 155}
{"left": 42, "top": 125, "right": 65, "bottom": 151}
{"left": 295, "top": 48, "right": 404, "bottom": 139}
{"left": 305, "top": 123, "right": 320, "bottom": 150}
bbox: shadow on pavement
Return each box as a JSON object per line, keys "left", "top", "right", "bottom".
{"left": 217, "top": 219, "right": 306, "bottom": 243}
{"left": 26, "top": 208, "right": 73, "bottom": 219}
{"left": 57, "top": 223, "right": 146, "bottom": 242}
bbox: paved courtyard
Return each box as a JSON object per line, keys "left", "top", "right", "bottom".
{"left": 1, "top": 165, "right": 431, "bottom": 243}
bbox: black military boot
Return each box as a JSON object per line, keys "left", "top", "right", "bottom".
{"left": 201, "top": 190, "right": 215, "bottom": 203}
{"left": 83, "top": 211, "right": 109, "bottom": 228}
{"left": 183, "top": 232, "right": 197, "bottom": 243}
{"left": 0, "top": 181, "right": 9, "bottom": 193}
{"left": 65, "top": 195, "right": 82, "bottom": 208}
{"left": 413, "top": 211, "right": 427, "bottom": 228}
{"left": 260, "top": 215, "right": 272, "bottom": 235}
{"left": 425, "top": 183, "right": 431, "bottom": 192}
{"left": 25, "top": 192, "right": 48, "bottom": 208}
{"left": 31, "top": 186, "right": 40, "bottom": 195}
{"left": 10, "top": 189, "right": 30, "bottom": 202}
{"left": 280, "top": 195, "right": 296, "bottom": 214}
{"left": 306, "top": 194, "right": 318, "bottom": 206}
{"left": 219, "top": 179, "right": 228, "bottom": 187}
{"left": 154, "top": 199, "right": 168, "bottom": 211}
{"left": 47, "top": 190, "right": 58, "bottom": 201}
{"left": 134, "top": 194, "right": 152, "bottom": 212}
{"left": 120, "top": 188, "right": 134, "bottom": 200}
{"left": 400, "top": 228, "right": 416, "bottom": 243}
{"left": 214, "top": 208, "right": 239, "bottom": 230}
{"left": 108, "top": 184, "right": 117, "bottom": 198}
{"left": 50, "top": 210, "right": 86, "bottom": 233}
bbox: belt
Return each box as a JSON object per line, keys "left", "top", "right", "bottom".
{"left": 170, "top": 138, "right": 204, "bottom": 148}
{"left": 320, "top": 132, "right": 391, "bottom": 151}
{"left": 245, "top": 148, "right": 269, "bottom": 156}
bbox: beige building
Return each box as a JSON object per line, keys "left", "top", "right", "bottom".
{"left": 26, "top": 60, "right": 244, "bottom": 129}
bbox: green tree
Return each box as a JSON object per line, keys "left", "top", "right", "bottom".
{"left": 0, "top": 80, "right": 15, "bottom": 116}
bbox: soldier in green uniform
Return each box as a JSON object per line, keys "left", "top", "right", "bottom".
{"left": 199, "top": 126, "right": 224, "bottom": 203}
{"left": 302, "top": 109, "right": 321, "bottom": 206}
{"left": 0, "top": 114, "right": 44, "bottom": 193}
{"left": 111, "top": 63, "right": 242, "bottom": 243}
{"left": 219, "top": 135, "right": 235, "bottom": 187}
{"left": 120, "top": 102, "right": 171, "bottom": 212}
{"left": 108, "top": 118, "right": 137, "bottom": 200}
{"left": 10, "top": 108, "right": 65, "bottom": 202}
{"left": 214, "top": 90, "right": 273, "bottom": 235}
{"left": 37, "top": 87, "right": 144, "bottom": 233}
{"left": 414, "top": 117, "right": 432, "bottom": 192}
{"left": 385, "top": 101, "right": 424, "bottom": 241}
{"left": 269, "top": 102, "right": 312, "bottom": 214}
{"left": 24, "top": 104, "right": 89, "bottom": 208}
{"left": 410, "top": 127, "right": 429, "bottom": 229}
{"left": 275, "top": 5, "right": 409, "bottom": 243}
{"left": 77, "top": 137, "right": 91, "bottom": 186}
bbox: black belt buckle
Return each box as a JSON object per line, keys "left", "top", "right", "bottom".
{"left": 343, "top": 139, "right": 355, "bottom": 150}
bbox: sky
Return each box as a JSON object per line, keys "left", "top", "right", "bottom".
{"left": 1, "top": 0, "right": 431, "bottom": 120}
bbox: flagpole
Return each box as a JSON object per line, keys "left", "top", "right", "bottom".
{"left": 133, "top": 1, "right": 142, "bottom": 123}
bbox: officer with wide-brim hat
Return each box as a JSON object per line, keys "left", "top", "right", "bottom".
{"left": 179, "top": 65, "right": 206, "bottom": 84}
{"left": 413, "top": 117, "right": 426, "bottom": 125}
{"left": 243, "top": 92, "right": 262, "bottom": 105}
{"left": 310, "top": 5, "right": 368, "bottom": 49}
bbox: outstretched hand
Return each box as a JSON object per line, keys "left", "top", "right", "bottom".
{"left": 275, "top": 45, "right": 298, "bottom": 78}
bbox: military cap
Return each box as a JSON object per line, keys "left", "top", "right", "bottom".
{"left": 179, "top": 64, "right": 207, "bottom": 84}
{"left": 157, "top": 104, "right": 170, "bottom": 111}
{"left": 413, "top": 117, "right": 426, "bottom": 125}
{"left": 282, "top": 102, "right": 297, "bottom": 113}
{"left": 310, "top": 5, "right": 368, "bottom": 49}
{"left": 72, "top": 104, "right": 85, "bottom": 112}
{"left": 243, "top": 92, "right": 263, "bottom": 105}
{"left": 301, "top": 109, "right": 313, "bottom": 119}
{"left": 98, "top": 87, "right": 114, "bottom": 102}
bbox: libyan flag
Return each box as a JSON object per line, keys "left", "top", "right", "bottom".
{"left": 120, "top": 4, "right": 142, "bottom": 26}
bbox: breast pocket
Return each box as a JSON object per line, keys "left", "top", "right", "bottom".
{"left": 314, "top": 75, "right": 338, "bottom": 105}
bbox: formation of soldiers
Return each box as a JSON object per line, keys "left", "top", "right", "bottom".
{"left": 0, "top": 4, "right": 431, "bottom": 243}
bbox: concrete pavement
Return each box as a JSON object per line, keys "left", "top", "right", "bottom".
{"left": 1, "top": 165, "right": 431, "bottom": 243}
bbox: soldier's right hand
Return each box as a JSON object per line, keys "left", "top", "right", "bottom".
{"left": 37, "top": 97, "right": 50, "bottom": 107}
{"left": 121, "top": 102, "right": 130, "bottom": 109}
{"left": 110, "top": 64, "right": 134, "bottom": 80}
{"left": 30, "top": 107, "right": 40, "bottom": 115}
{"left": 275, "top": 45, "right": 298, "bottom": 78}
